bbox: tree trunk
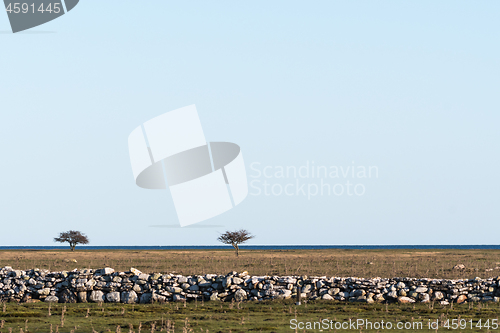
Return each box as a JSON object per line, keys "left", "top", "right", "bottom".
{"left": 232, "top": 243, "right": 239, "bottom": 257}
{"left": 70, "top": 243, "right": 75, "bottom": 251}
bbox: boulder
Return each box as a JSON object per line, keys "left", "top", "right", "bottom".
{"left": 234, "top": 289, "right": 247, "bottom": 302}
{"left": 419, "top": 293, "right": 430, "bottom": 303}
{"left": 58, "top": 289, "right": 77, "bottom": 303}
{"left": 77, "top": 291, "right": 88, "bottom": 303}
{"left": 140, "top": 293, "right": 152, "bottom": 304}
{"left": 106, "top": 292, "right": 120, "bottom": 303}
{"left": 398, "top": 296, "right": 416, "bottom": 304}
{"left": 456, "top": 295, "right": 467, "bottom": 304}
{"left": 121, "top": 291, "right": 138, "bottom": 304}
{"left": 44, "top": 296, "right": 59, "bottom": 303}
{"left": 173, "top": 294, "right": 186, "bottom": 302}
{"left": 89, "top": 291, "right": 105, "bottom": 303}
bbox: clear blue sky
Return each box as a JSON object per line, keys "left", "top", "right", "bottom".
{"left": 1, "top": 1, "right": 499, "bottom": 246}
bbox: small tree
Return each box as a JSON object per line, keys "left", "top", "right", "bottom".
{"left": 54, "top": 230, "right": 89, "bottom": 251}
{"left": 217, "top": 229, "right": 254, "bottom": 257}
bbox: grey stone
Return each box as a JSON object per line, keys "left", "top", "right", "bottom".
{"left": 433, "top": 291, "right": 444, "bottom": 300}
{"left": 173, "top": 294, "right": 186, "bottom": 302}
{"left": 328, "top": 288, "right": 340, "bottom": 296}
{"left": 140, "top": 293, "right": 152, "bottom": 304}
{"left": 44, "top": 296, "right": 59, "bottom": 303}
{"left": 419, "top": 293, "right": 430, "bottom": 303}
{"left": 189, "top": 285, "right": 199, "bottom": 291}
{"left": 121, "top": 291, "right": 138, "bottom": 304}
{"left": 89, "top": 291, "right": 105, "bottom": 303}
{"left": 302, "top": 285, "right": 313, "bottom": 293}
{"left": 101, "top": 268, "right": 115, "bottom": 275}
{"left": 58, "top": 289, "right": 77, "bottom": 303}
{"left": 415, "top": 286, "right": 428, "bottom": 293}
{"left": 106, "top": 291, "right": 120, "bottom": 303}
{"left": 387, "top": 291, "right": 398, "bottom": 298}
{"left": 234, "top": 289, "right": 247, "bottom": 302}
{"left": 232, "top": 277, "right": 244, "bottom": 285}
{"left": 222, "top": 277, "right": 232, "bottom": 288}
{"left": 398, "top": 296, "right": 416, "bottom": 304}
{"left": 138, "top": 273, "right": 149, "bottom": 281}
{"left": 38, "top": 288, "right": 51, "bottom": 296}
{"left": 77, "top": 291, "right": 88, "bottom": 303}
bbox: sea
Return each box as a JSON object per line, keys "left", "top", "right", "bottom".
{"left": 0, "top": 245, "right": 499, "bottom": 250}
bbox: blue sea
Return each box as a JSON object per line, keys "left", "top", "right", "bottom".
{"left": 0, "top": 245, "right": 499, "bottom": 250}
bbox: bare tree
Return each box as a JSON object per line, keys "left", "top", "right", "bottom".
{"left": 54, "top": 230, "right": 89, "bottom": 251}
{"left": 217, "top": 229, "right": 254, "bottom": 257}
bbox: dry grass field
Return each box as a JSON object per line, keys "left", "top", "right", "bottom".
{"left": 1, "top": 249, "right": 499, "bottom": 279}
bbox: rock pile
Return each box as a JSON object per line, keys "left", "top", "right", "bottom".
{"left": 1, "top": 266, "right": 499, "bottom": 304}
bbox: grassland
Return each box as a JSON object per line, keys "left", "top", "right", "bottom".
{"left": 0, "top": 300, "right": 500, "bottom": 332}
{"left": 1, "top": 249, "right": 499, "bottom": 279}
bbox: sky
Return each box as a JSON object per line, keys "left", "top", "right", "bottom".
{"left": 0, "top": 1, "right": 499, "bottom": 246}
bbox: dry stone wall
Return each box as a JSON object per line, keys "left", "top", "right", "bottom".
{"left": 1, "top": 266, "right": 499, "bottom": 304}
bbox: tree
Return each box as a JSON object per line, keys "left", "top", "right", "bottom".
{"left": 217, "top": 229, "right": 254, "bottom": 257}
{"left": 54, "top": 230, "right": 89, "bottom": 251}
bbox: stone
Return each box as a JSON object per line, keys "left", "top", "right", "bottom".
{"left": 106, "top": 292, "right": 120, "bottom": 303}
{"left": 453, "top": 264, "right": 466, "bottom": 270}
{"left": 77, "top": 291, "right": 88, "bottom": 303}
{"left": 419, "top": 293, "right": 430, "bottom": 303}
{"left": 152, "top": 293, "right": 167, "bottom": 303}
{"left": 100, "top": 268, "right": 115, "bottom": 275}
{"left": 232, "top": 277, "right": 244, "bottom": 285}
{"left": 140, "top": 293, "right": 152, "bottom": 304}
{"left": 387, "top": 291, "right": 398, "bottom": 299}
{"left": 302, "top": 285, "right": 313, "bottom": 293}
{"left": 210, "top": 292, "right": 219, "bottom": 301}
{"left": 85, "top": 279, "right": 96, "bottom": 288}
{"left": 433, "top": 291, "right": 444, "bottom": 300}
{"left": 398, "top": 296, "right": 416, "bottom": 304}
{"left": 234, "top": 289, "right": 247, "bottom": 301}
{"left": 222, "top": 277, "right": 232, "bottom": 288}
{"left": 189, "top": 285, "right": 199, "bottom": 291}
{"left": 138, "top": 273, "right": 149, "bottom": 281}
{"left": 328, "top": 288, "right": 340, "bottom": 296}
{"left": 173, "top": 294, "right": 186, "bottom": 302}
{"left": 456, "top": 295, "right": 467, "bottom": 304}
{"left": 58, "top": 289, "right": 77, "bottom": 303}
{"left": 166, "top": 286, "right": 183, "bottom": 293}
{"left": 89, "top": 291, "right": 105, "bottom": 303}
{"left": 415, "top": 286, "right": 428, "bottom": 293}
{"left": 38, "top": 288, "right": 51, "bottom": 296}
{"left": 322, "top": 294, "right": 334, "bottom": 300}
{"left": 130, "top": 268, "right": 142, "bottom": 275}
{"left": 352, "top": 289, "right": 366, "bottom": 297}
{"left": 121, "top": 291, "right": 138, "bottom": 304}
{"left": 44, "top": 296, "right": 59, "bottom": 303}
